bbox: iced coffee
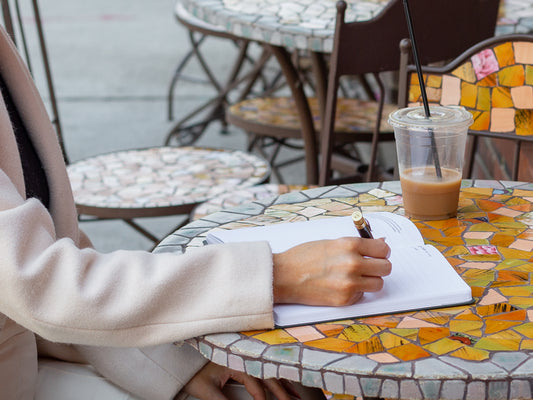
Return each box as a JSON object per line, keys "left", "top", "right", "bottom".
{"left": 389, "top": 106, "right": 473, "bottom": 220}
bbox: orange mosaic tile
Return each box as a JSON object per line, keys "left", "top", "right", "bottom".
{"left": 379, "top": 332, "right": 410, "bottom": 349}
{"left": 418, "top": 327, "right": 451, "bottom": 345}
{"left": 449, "top": 346, "right": 489, "bottom": 361}
{"left": 388, "top": 343, "right": 430, "bottom": 361}
{"left": 455, "top": 310, "right": 483, "bottom": 321}
{"left": 485, "top": 320, "right": 522, "bottom": 334}
{"left": 477, "top": 331, "right": 522, "bottom": 351}
{"left": 508, "top": 297, "right": 533, "bottom": 309}
{"left": 449, "top": 320, "right": 484, "bottom": 337}
{"left": 340, "top": 324, "right": 382, "bottom": 342}
{"left": 305, "top": 338, "right": 354, "bottom": 353}
{"left": 252, "top": 329, "right": 297, "bottom": 345}
{"left": 346, "top": 336, "right": 384, "bottom": 355}
{"left": 314, "top": 324, "right": 346, "bottom": 337}
{"left": 359, "top": 315, "right": 400, "bottom": 328}
{"left": 423, "top": 337, "right": 464, "bottom": 355}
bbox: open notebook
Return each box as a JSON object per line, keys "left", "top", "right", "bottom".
{"left": 207, "top": 212, "right": 473, "bottom": 327}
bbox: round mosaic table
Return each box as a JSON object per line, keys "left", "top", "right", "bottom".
{"left": 68, "top": 146, "right": 269, "bottom": 219}
{"left": 155, "top": 180, "right": 533, "bottom": 400}
{"left": 180, "top": 0, "right": 533, "bottom": 53}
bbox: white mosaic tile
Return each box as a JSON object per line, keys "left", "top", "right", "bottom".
{"left": 212, "top": 348, "right": 229, "bottom": 366}
{"left": 263, "top": 362, "right": 278, "bottom": 379}
{"left": 323, "top": 372, "right": 344, "bottom": 394}
{"left": 344, "top": 375, "right": 362, "bottom": 397}
{"left": 359, "top": 377, "right": 381, "bottom": 398}
{"left": 381, "top": 379, "right": 399, "bottom": 399}
{"left": 466, "top": 381, "right": 486, "bottom": 399}
{"left": 228, "top": 354, "right": 245, "bottom": 371}
{"left": 509, "top": 379, "right": 532, "bottom": 399}
{"left": 440, "top": 380, "right": 467, "bottom": 400}
{"left": 279, "top": 364, "right": 300, "bottom": 381}
{"left": 400, "top": 379, "right": 423, "bottom": 399}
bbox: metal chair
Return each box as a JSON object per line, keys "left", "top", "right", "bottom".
{"left": 165, "top": 1, "right": 276, "bottom": 146}
{"left": 2, "top": 0, "right": 271, "bottom": 247}
{"left": 398, "top": 33, "right": 533, "bottom": 181}
{"left": 319, "top": 0, "right": 499, "bottom": 185}
{"left": 226, "top": 0, "right": 500, "bottom": 185}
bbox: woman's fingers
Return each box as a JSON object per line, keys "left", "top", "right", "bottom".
{"left": 356, "top": 237, "right": 391, "bottom": 258}
{"left": 230, "top": 370, "right": 268, "bottom": 400}
{"left": 357, "top": 254, "right": 392, "bottom": 278}
{"left": 263, "top": 378, "right": 294, "bottom": 400}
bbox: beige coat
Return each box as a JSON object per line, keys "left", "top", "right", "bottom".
{"left": 0, "top": 27, "right": 274, "bottom": 399}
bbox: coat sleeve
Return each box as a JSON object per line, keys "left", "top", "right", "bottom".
{"left": 0, "top": 168, "right": 275, "bottom": 347}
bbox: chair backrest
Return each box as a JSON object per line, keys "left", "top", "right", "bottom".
{"left": 398, "top": 34, "right": 533, "bottom": 180}
{"left": 334, "top": 0, "right": 500, "bottom": 77}
{"left": 319, "top": 0, "right": 500, "bottom": 185}
{"left": 1, "top": 0, "right": 67, "bottom": 162}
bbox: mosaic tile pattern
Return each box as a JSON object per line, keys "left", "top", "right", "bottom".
{"left": 155, "top": 180, "right": 533, "bottom": 399}
{"left": 67, "top": 146, "right": 269, "bottom": 210}
{"left": 180, "top": 0, "right": 533, "bottom": 52}
{"left": 228, "top": 97, "right": 397, "bottom": 135}
{"left": 191, "top": 184, "right": 316, "bottom": 220}
{"left": 408, "top": 38, "right": 533, "bottom": 139}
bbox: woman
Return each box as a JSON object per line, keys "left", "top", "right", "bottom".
{"left": 0, "top": 26, "right": 391, "bottom": 400}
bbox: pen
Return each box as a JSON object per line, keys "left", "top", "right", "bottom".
{"left": 351, "top": 210, "right": 374, "bottom": 239}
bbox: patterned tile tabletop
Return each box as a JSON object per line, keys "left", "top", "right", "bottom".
{"left": 191, "top": 183, "right": 316, "bottom": 220}
{"left": 68, "top": 146, "right": 269, "bottom": 212}
{"left": 155, "top": 180, "right": 533, "bottom": 400}
{"left": 179, "top": 0, "right": 533, "bottom": 52}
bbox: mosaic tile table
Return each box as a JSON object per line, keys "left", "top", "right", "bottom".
{"left": 68, "top": 146, "right": 269, "bottom": 218}
{"left": 180, "top": 0, "right": 533, "bottom": 53}
{"left": 155, "top": 180, "right": 533, "bottom": 400}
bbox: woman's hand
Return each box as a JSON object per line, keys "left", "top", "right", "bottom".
{"left": 183, "top": 362, "right": 295, "bottom": 400}
{"left": 273, "top": 237, "right": 391, "bottom": 306}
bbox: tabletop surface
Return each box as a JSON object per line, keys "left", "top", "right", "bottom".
{"left": 179, "top": 0, "right": 533, "bottom": 52}
{"left": 68, "top": 147, "right": 269, "bottom": 210}
{"left": 155, "top": 180, "right": 533, "bottom": 400}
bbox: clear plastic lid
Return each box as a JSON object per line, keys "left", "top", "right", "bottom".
{"left": 388, "top": 105, "right": 473, "bottom": 130}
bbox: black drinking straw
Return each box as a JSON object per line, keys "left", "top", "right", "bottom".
{"left": 402, "top": 0, "right": 442, "bottom": 178}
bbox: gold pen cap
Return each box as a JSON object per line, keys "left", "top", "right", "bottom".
{"left": 351, "top": 210, "right": 366, "bottom": 229}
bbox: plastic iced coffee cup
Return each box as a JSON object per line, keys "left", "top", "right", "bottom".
{"left": 388, "top": 105, "right": 473, "bottom": 220}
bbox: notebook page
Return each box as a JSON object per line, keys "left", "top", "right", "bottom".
{"left": 206, "top": 212, "right": 424, "bottom": 252}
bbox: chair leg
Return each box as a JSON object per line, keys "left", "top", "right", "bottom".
{"left": 165, "top": 41, "right": 274, "bottom": 146}
{"left": 366, "top": 72, "right": 385, "bottom": 182}
{"left": 123, "top": 219, "right": 160, "bottom": 244}
{"left": 250, "top": 136, "right": 286, "bottom": 184}
{"left": 165, "top": 32, "right": 250, "bottom": 145}
{"left": 512, "top": 139, "right": 522, "bottom": 181}
{"left": 167, "top": 33, "right": 208, "bottom": 120}
{"left": 465, "top": 135, "right": 479, "bottom": 178}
